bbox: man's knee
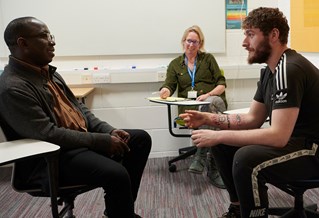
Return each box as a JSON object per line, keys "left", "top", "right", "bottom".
{"left": 126, "top": 129, "right": 152, "bottom": 152}
{"left": 130, "top": 129, "right": 151, "bottom": 143}
{"left": 233, "top": 146, "right": 259, "bottom": 178}
{"left": 139, "top": 129, "right": 152, "bottom": 147}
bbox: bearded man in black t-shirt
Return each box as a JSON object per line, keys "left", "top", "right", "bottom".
{"left": 179, "top": 7, "right": 319, "bottom": 218}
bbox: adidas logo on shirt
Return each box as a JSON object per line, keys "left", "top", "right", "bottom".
{"left": 275, "top": 91, "right": 287, "bottom": 104}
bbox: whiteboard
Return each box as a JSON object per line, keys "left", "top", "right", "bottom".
{"left": 0, "top": 0, "right": 225, "bottom": 57}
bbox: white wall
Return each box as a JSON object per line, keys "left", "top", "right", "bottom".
{"left": 1, "top": 0, "right": 319, "bottom": 157}
{"left": 0, "top": 0, "right": 226, "bottom": 56}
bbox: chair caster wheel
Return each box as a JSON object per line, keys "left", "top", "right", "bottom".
{"left": 169, "top": 164, "right": 176, "bottom": 172}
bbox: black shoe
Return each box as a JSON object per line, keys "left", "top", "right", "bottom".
{"left": 103, "top": 210, "right": 142, "bottom": 218}
{"left": 219, "top": 204, "right": 241, "bottom": 218}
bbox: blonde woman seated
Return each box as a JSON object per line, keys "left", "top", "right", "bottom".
{"left": 159, "top": 25, "right": 227, "bottom": 189}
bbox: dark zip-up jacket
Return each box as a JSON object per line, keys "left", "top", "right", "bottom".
{"left": 0, "top": 57, "right": 116, "bottom": 185}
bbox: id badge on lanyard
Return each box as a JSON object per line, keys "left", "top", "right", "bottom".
{"left": 186, "top": 56, "right": 197, "bottom": 99}
{"left": 188, "top": 90, "right": 197, "bottom": 99}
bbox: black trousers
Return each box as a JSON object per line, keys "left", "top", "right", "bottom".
{"left": 59, "top": 129, "right": 152, "bottom": 218}
{"left": 211, "top": 137, "right": 319, "bottom": 218}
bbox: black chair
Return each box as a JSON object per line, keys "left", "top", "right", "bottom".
{"left": 0, "top": 124, "right": 97, "bottom": 218}
{"left": 168, "top": 145, "right": 197, "bottom": 172}
{"left": 11, "top": 163, "right": 97, "bottom": 218}
{"left": 268, "top": 179, "right": 319, "bottom": 217}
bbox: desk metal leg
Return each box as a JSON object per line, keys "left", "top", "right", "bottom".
{"left": 76, "top": 97, "right": 85, "bottom": 104}
{"left": 149, "top": 99, "right": 209, "bottom": 173}
{"left": 45, "top": 152, "right": 60, "bottom": 218}
{"left": 166, "top": 104, "right": 196, "bottom": 172}
{"left": 166, "top": 105, "right": 190, "bottom": 137}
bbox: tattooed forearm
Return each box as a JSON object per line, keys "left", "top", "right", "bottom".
{"left": 236, "top": 114, "right": 241, "bottom": 127}
{"left": 215, "top": 114, "right": 230, "bottom": 129}
{"left": 213, "top": 113, "right": 242, "bottom": 129}
{"left": 226, "top": 114, "right": 230, "bottom": 129}
{"left": 215, "top": 114, "right": 226, "bottom": 126}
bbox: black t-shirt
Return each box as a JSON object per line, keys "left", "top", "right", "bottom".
{"left": 254, "top": 49, "right": 319, "bottom": 138}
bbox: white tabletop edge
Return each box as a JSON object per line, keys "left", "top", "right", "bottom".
{"left": 0, "top": 139, "right": 60, "bottom": 164}
{"left": 149, "top": 98, "right": 211, "bottom": 106}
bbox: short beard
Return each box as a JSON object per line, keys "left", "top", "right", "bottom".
{"left": 247, "top": 37, "right": 271, "bottom": 64}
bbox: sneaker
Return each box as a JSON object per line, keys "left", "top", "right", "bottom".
{"left": 207, "top": 152, "right": 226, "bottom": 189}
{"left": 219, "top": 204, "right": 241, "bottom": 218}
{"left": 188, "top": 156, "right": 205, "bottom": 174}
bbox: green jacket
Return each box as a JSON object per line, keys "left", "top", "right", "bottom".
{"left": 161, "top": 52, "right": 227, "bottom": 113}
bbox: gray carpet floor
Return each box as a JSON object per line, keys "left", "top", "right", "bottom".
{"left": 1, "top": 157, "right": 319, "bottom": 217}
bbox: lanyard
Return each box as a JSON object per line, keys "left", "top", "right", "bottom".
{"left": 185, "top": 56, "right": 197, "bottom": 89}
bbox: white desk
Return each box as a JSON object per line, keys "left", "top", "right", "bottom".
{"left": 148, "top": 98, "right": 210, "bottom": 137}
{"left": 0, "top": 139, "right": 60, "bottom": 166}
{"left": 0, "top": 139, "right": 60, "bottom": 218}
{"left": 149, "top": 98, "right": 211, "bottom": 172}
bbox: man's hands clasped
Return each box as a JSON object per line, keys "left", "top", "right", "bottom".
{"left": 108, "top": 129, "right": 131, "bottom": 157}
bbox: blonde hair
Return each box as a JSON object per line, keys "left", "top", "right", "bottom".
{"left": 181, "top": 25, "right": 205, "bottom": 52}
